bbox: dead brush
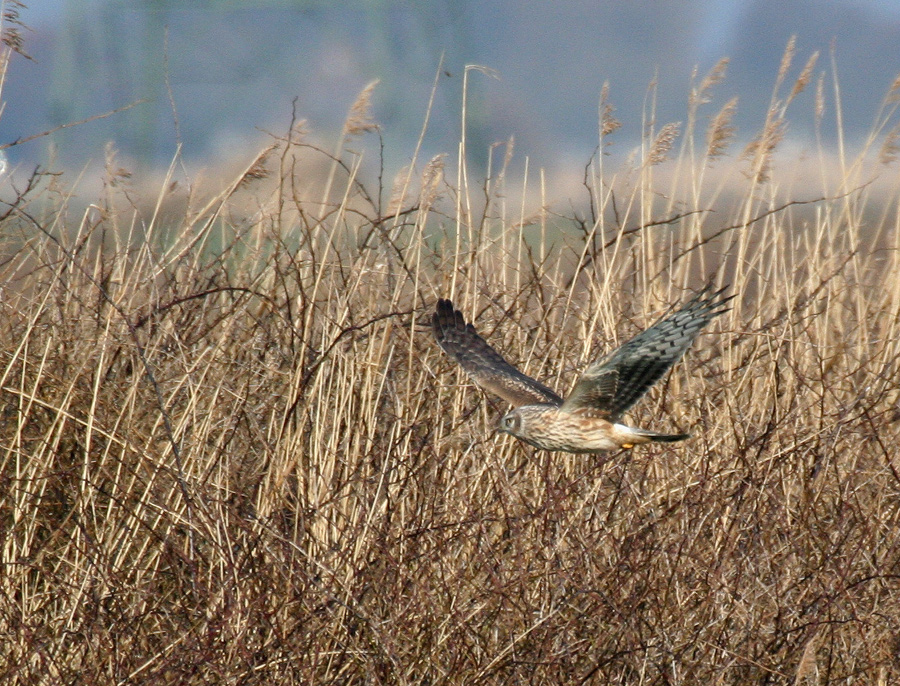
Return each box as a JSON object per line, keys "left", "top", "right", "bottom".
{"left": 0, "top": 60, "right": 899, "bottom": 686}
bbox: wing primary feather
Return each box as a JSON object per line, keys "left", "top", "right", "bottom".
{"left": 432, "top": 299, "right": 563, "bottom": 407}
{"left": 562, "top": 285, "right": 732, "bottom": 419}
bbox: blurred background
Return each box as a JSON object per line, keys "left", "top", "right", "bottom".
{"left": 4, "top": 0, "right": 900, "bottom": 178}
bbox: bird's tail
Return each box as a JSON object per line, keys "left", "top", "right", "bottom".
{"left": 647, "top": 431, "right": 691, "bottom": 443}
{"left": 627, "top": 427, "right": 691, "bottom": 444}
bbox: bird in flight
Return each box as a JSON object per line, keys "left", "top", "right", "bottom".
{"left": 432, "top": 287, "right": 732, "bottom": 453}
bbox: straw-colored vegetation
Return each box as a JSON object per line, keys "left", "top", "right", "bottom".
{"left": 1, "top": 46, "right": 900, "bottom": 684}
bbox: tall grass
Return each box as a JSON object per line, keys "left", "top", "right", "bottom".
{"left": 1, "top": 53, "right": 900, "bottom": 684}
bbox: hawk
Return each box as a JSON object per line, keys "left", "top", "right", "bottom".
{"left": 432, "top": 287, "right": 732, "bottom": 453}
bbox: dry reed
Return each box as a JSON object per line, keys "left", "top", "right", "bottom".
{"left": 0, "top": 62, "right": 899, "bottom": 686}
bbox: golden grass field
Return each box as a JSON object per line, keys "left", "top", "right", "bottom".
{"left": 1, "top": 50, "right": 900, "bottom": 683}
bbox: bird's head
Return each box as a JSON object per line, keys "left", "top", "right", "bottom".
{"left": 498, "top": 408, "right": 526, "bottom": 438}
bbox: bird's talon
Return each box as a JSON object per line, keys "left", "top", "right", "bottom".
{"left": 621, "top": 443, "right": 634, "bottom": 449}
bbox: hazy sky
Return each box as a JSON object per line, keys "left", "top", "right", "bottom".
{"left": 5, "top": 1, "right": 900, "bottom": 175}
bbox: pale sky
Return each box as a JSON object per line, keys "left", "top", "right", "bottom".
{"left": 6, "top": 1, "right": 900, "bottom": 171}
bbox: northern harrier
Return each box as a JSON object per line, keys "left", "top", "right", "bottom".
{"left": 432, "top": 287, "right": 732, "bottom": 452}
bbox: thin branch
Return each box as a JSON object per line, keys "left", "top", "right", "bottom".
{"left": 0, "top": 99, "right": 148, "bottom": 150}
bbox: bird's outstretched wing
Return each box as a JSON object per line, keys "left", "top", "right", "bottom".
{"left": 432, "top": 299, "right": 563, "bottom": 407}
{"left": 561, "top": 285, "right": 733, "bottom": 420}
